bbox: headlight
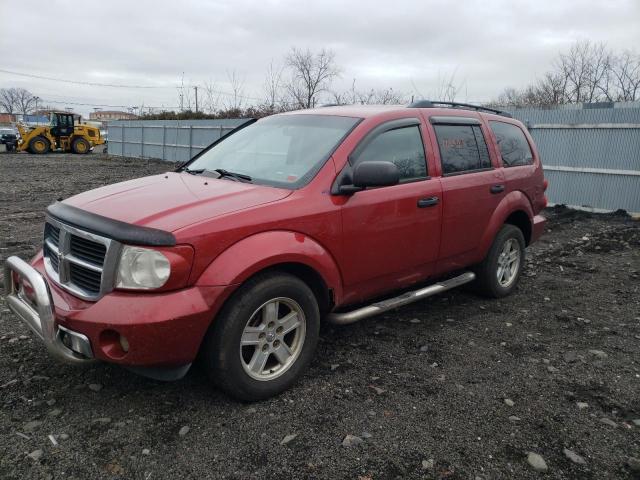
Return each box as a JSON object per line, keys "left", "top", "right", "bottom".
{"left": 116, "top": 246, "right": 170, "bottom": 289}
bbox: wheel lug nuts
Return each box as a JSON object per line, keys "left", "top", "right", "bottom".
{"left": 259, "top": 333, "right": 266, "bottom": 339}
{"left": 267, "top": 322, "right": 275, "bottom": 328}
{"left": 262, "top": 344, "right": 269, "bottom": 352}
{"left": 273, "top": 340, "right": 280, "bottom": 347}
{"left": 276, "top": 326, "right": 283, "bottom": 334}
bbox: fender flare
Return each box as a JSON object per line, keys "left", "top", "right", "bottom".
{"left": 477, "top": 191, "right": 534, "bottom": 258}
{"left": 195, "top": 230, "right": 344, "bottom": 303}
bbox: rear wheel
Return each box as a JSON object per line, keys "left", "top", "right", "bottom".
{"left": 473, "top": 224, "right": 525, "bottom": 298}
{"left": 71, "top": 137, "right": 90, "bottom": 154}
{"left": 202, "top": 272, "right": 320, "bottom": 401}
{"left": 28, "top": 136, "right": 50, "bottom": 154}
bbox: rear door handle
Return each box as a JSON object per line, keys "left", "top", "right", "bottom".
{"left": 417, "top": 196, "right": 439, "bottom": 208}
{"left": 490, "top": 184, "right": 505, "bottom": 194}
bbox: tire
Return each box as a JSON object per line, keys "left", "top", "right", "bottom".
{"left": 28, "top": 136, "right": 50, "bottom": 154}
{"left": 473, "top": 224, "right": 526, "bottom": 298}
{"left": 71, "top": 137, "right": 90, "bottom": 154}
{"left": 202, "top": 272, "right": 320, "bottom": 401}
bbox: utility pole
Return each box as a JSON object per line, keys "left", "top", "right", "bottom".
{"left": 194, "top": 86, "right": 198, "bottom": 113}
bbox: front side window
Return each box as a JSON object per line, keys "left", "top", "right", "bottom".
{"left": 489, "top": 121, "right": 533, "bottom": 167}
{"left": 188, "top": 114, "right": 360, "bottom": 189}
{"left": 434, "top": 124, "right": 492, "bottom": 175}
{"left": 351, "top": 125, "right": 427, "bottom": 182}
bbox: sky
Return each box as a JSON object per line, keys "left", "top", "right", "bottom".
{"left": 1, "top": 0, "right": 639, "bottom": 116}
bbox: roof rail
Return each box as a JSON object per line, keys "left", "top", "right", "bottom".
{"left": 407, "top": 100, "right": 512, "bottom": 118}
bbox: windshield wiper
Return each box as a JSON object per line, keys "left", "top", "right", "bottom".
{"left": 181, "top": 167, "right": 252, "bottom": 182}
{"left": 183, "top": 167, "right": 206, "bottom": 175}
{"left": 213, "top": 169, "right": 252, "bottom": 182}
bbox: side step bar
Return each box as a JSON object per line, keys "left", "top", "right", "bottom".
{"left": 327, "top": 271, "right": 476, "bottom": 325}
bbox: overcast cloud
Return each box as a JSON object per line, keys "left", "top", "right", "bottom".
{"left": 1, "top": 0, "right": 639, "bottom": 115}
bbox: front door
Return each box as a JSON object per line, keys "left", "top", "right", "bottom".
{"left": 338, "top": 120, "right": 442, "bottom": 301}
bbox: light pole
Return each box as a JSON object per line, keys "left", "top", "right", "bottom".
{"left": 34, "top": 96, "right": 40, "bottom": 123}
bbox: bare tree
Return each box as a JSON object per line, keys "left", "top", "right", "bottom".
{"left": 330, "top": 78, "right": 360, "bottom": 105}
{"left": 202, "top": 79, "right": 221, "bottom": 114}
{"left": 492, "top": 41, "right": 640, "bottom": 107}
{"left": 0, "top": 88, "right": 18, "bottom": 113}
{"left": 262, "top": 60, "right": 286, "bottom": 111}
{"left": 330, "top": 79, "right": 407, "bottom": 106}
{"left": 434, "top": 69, "right": 464, "bottom": 102}
{"left": 285, "top": 47, "right": 340, "bottom": 109}
{"left": 372, "top": 87, "right": 406, "bottom": 104}
{"left": 0, "top": 88, "right": 36, "bottom": 113}
{"left": 177, "top": 74, "right": 192, "bottom": 111}
{"left": 556, "top": 41, "right": 611, "bottom": 103}
{"left": 610, "top": 50, "right": 640, "bottom": 101}
{"left": 223, "top": 70, "right": 245, "bottom": 111}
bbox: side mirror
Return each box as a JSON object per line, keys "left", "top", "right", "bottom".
{"left": 352, "top": 161, "right": 400, "bottom": 188}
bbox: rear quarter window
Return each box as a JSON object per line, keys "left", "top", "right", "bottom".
{"left": 489, "top": 121, "right": 534, "bottom": 167}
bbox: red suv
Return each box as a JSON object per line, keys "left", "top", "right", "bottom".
{"left": 4, "top": 101, "right": 547, "bottom": 400}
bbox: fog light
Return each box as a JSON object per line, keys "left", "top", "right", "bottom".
{"left": 119, "top": 335, "right": 129, "bottom": 353}
{"left": 99, "top": 329, "right": 128, "bottom": 359}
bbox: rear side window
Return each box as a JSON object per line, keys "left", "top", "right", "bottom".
{"left": 352, "top": 125, "right": 427, "bottom": 182}
{"left": 433, "top": 125, "right": 492, "bottom": 175}
{"left": 489, "top": 121, "right": 533, "bottom": 167}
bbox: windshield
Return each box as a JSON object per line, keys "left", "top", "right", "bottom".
{"left": 187, "top": 114, "right": 360, "bottom": 188}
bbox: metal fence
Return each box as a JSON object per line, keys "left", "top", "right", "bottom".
{"left": 107, "top": 103, "right": 640, "bottom": 213}
{"left": 506, "top": 102, "right": 640, "bottom": 214}
{"left": 106, "top": 119, "right": 250, "bottom": 163}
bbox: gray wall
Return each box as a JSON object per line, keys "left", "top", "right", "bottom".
{"left": 107, "top": 103, "right": 640, "bottom": 213}
{"left": 505, "top": 102, "right": 640, "bottom": 214}
{"left": 106, "top": 119, "right": 250, "bottom": 163}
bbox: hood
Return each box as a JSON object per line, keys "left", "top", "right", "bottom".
{"left": 64, "top": 172, "right": 292, "bottom": 232}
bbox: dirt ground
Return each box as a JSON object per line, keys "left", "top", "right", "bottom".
{"left": 1, "top": 151, "right": 639, "bottom": 480}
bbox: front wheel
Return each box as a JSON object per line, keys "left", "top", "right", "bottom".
{"left": 202, "top": 272, "right": 320, "bottom": 401}
{"left": 28, "top": 136, "right": 50, "bottom": 154}
{"left": 473, "top": 224, "right": 525, "bottom": 298}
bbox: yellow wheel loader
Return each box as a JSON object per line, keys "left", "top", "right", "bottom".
{"left": 17, "top": 112, "right": 105, "bottom": 154}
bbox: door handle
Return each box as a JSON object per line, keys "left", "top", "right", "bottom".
{"left": 490, "top": 184, "right": 505, "bottom": 194}
{"left": 417, "top": 196, "right": 439, "bottom": 208}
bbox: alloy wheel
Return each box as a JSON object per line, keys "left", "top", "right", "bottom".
{"left": 239, "top": 297, "right": 306, "bottom": 381}
{"left": 496, "top": 238, "right": 521, "bottom": 287}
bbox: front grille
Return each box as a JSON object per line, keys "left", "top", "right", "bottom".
{"left": 69, "top": 263, "right": 102, "bottom": 295}
{"left": 44, "top": 223, "right": 60, "bottom": 248}
{"left": 42, "top": 219, "right": 116, "bottom": 301}
{"left": 44, "top": 242, "right": 59, "bottom": 272}
{"left": 70, "top": 235, "right": 106, "bottom": 266}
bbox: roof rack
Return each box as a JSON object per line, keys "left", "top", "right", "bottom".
{"left": 407, "top": 100, "right": 512, "bottom": 118}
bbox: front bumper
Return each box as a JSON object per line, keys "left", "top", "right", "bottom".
{"left": 4, "top": 256, "right": 94, "bottom": 364}
{"left": 4, "top": 255, "right": 234, "bottom": 371}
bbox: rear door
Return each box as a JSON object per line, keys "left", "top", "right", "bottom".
{"left": 338, "top": 118, "right": 442, "bottom": 299}
{"left": 426, "top": 116, "right": 505, "bottom": 268}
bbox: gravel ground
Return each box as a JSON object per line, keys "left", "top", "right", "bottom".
{"left": 1, "top": 151, "right": 639, "bottom": 480}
